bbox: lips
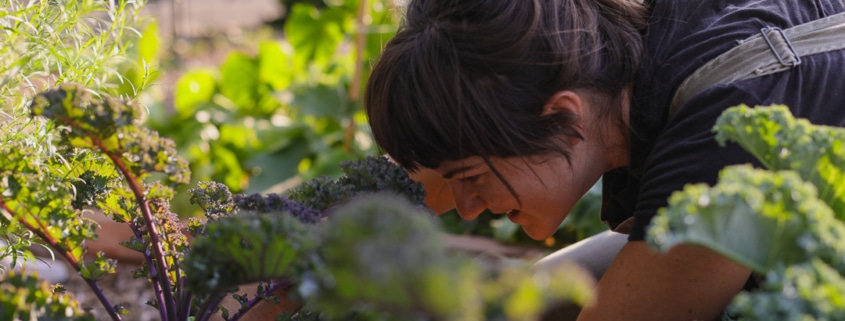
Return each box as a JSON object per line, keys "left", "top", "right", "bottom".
{"left": 506, "top": 210, "right": 521, "bottom": 223}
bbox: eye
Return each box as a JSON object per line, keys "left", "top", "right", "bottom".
{"left": 460, "top": 174, "right": 481, "bottom": 183}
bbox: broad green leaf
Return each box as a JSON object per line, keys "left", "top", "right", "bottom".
{"left": 647, "top": 165, "right": 844, "bottom": 273}
{"left": 138, "top": 21, "right": 160, "bottom": 64}
{"left": 257, "top": 41, "right": 292, "bottom": 91}
{"left": 244, "top": 139, "right": 310, "bottom": 194}
{"left": 218, "top": 122, "right": 260, "bottom": 151}
{"left": 714, "top": 105, "right": 845, "bottom": 218}
{"left": 174, "top": 69, "right": 217, "bottom": 118}
{"left": 219, "top": 52, "right": 260, "bottom": 112}
{"left": 285, "top": 4, "right": 346, "bottom": 68}
{"left": 290, "top": 84, "right": 346, "bottom": 118}
{"left": 256, "top": 123, "right": 309, "bottom": 152}
{"left": 210, "top": 145, "right": 244, "bottom": 190}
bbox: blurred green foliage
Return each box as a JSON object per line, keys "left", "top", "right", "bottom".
{"left": 146, "top": 0, "right": 401, "bottom": 217}
{"left": 0, "top": 271, "right": 94, "bottom": 321}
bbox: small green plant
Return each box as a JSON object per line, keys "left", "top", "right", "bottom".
{"left": 647, "top": 105, "right": 845, "bottom": 320}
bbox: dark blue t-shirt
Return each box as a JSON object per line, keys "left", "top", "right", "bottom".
{"left": 601, "top": 0, "right": 845, "bottom": 240}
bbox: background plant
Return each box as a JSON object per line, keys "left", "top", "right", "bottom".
{"left": 145, "top": 0, "right": 401, "bottom": 208}
{"left": 647, "top": 105, "right": 845, "bottom": 320}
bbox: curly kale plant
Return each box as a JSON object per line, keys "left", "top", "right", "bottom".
{"left": 0, "top": 83, "right": 192, "bottom": 321}
{"left": 647, "top": 105, "right": 845, "bottom": 320}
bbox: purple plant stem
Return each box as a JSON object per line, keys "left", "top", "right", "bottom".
{"left": 196, "top": 292, "right": 226, "bottom": 321}
{"left": 228, "top": 280, "right": 293, "bottom": 321}
{"left": 58, "top": 115, "right": 180, "bottom": 320}
{"left": 129, "top": 191, "right": 178, "bottom": 321}
{"left": 129, "top": 226, "right": 170, "bottom": 321}
{"left": 178, "top": 282, "right": 193, "bottom": 321}
{"left": 0, "top": 199, "right": 123, "bottom": 321}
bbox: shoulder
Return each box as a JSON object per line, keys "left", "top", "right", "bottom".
{"left": 612, "top": 0, "right": 845, "bottom": 238}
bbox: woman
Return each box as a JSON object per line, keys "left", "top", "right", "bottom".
{"left": 364, "top": 0, "right": 845, "bottom": 320}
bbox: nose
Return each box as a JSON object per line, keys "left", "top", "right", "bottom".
{"left": 448, "top": 181, "right": 486, "bottom": 220}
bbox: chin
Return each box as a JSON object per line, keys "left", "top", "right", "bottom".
{"left": 522, "top": 225, "right": 555, "bottom": 241}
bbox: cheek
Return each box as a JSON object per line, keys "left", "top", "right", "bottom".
{"left": 532, "top": 174, "right": 582, "bottom": 217}
{"left": 478, "top": 183, "right": 519, "bottom": 205}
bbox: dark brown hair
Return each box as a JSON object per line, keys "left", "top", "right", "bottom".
{"left": 366, "top": 0, "right": 649, "bottom": 176}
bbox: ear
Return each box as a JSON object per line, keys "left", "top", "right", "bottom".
{"left": 542, "top": 90, "right": 585, "bottom": 117}
{"left": 542, "top": 91, "right": 587, "bottom": 143}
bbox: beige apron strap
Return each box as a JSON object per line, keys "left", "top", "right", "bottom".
{"left": 670, "top": 11, "right": 845, "bottom": 117}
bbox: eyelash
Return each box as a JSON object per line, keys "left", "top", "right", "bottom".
{"left": 461, "top": 174, "right": 481, "bottom": 183}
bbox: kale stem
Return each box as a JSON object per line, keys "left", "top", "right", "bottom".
{"left": 178, "top": 286, "right": 193, "bottom": 321}
{"left": 129, "top": 225, "right": 169, "bottom": 321}
{"left": 133, "top": 197, "right": 178, "bottom": 321}
{"left": 196, "top": 292, "right": 226, "bottom": 321}
{"left": 175, "top": 254, "right": 184, "bottom": 318}
{"left": 56, "top": 113, "right": 180, "bottom": 320}
{"left": 228, "top": 280, "right": 293, "bottom": 321}
{"left": 0, "top": 198, "right": 124, "bottom": 321}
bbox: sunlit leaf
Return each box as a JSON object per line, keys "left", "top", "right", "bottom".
{"left": 219, "top": 52, "right": 260, "bottom": 112}
{"left": 714, "top": 105, "right": 845, "bottom": 218}
{"left": 258, "top": 41, "right": 292, "bottom": 91}
{"left": 285, "top": 4, "right": 346, "bottom": 68}
{"left": 648, "top": 165, "right": 845, "bottom": 273}
{"left": 138, "top": 21, "right": 160, "bottom": 64}
{"left": 174, "top": 70, "right": 217, "bottom": 119}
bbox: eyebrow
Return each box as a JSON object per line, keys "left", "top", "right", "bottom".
{"left": 442, "top": 164, "right": 482, "bottom": 179}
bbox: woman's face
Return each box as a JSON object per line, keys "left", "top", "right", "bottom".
{"left": 430, "top": 90, "right": 630, "bottom": 240}
{"left": 433, "top": 149, "right": 611, "bottom": 240}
